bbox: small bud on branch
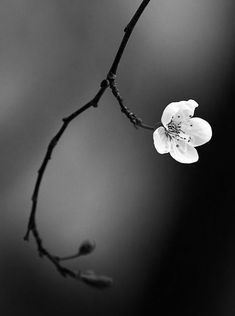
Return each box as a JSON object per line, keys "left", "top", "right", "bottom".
{"left": 80, "top": 271, "right": 113, "bottom": 289}
{"left": 78, "top": 240, "right": 96, "bottom": 256}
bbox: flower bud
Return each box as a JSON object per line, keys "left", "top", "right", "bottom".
{"left": 80, "top": 271, "right": 113, "bottom": 289}
{"left": 78, "top": 240, "right": 96, "bottom": 256}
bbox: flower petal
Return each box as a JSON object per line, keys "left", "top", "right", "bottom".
{"left": 153, "top": 126, "right": 171, "bottom": 154}
{"left": 185, "top": 99, "right": 199, "bottom": 113}
{"left": 161, "top": 100, "right": 198, "bottom": 127}
{"left": 181, "top": 117, "right": 212, "bottom": 147}
{"left": 170, "top": 140, "right": 199, "bottom": 163}
{"left": 161, "top": 102, "right": 179, "bottom": 127}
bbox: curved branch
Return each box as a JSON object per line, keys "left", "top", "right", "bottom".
{"left": 24, "top": 86, "right": 107, "bottom": 242}
{"left": 24, "top": 0, "right": 152, "bottom": 287}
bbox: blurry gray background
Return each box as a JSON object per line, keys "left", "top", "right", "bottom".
{"left": 1, "top": 0, "right": 234, "bottom": 315}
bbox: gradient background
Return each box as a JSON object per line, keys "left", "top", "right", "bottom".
{"left": 1, "top": 0, "right": 234, "bottom": 315}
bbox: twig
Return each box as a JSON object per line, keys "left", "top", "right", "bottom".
{"left": 108, "top": 73, "right": 154, "bottom": 130}
{"left": 24, "top": 0, "right": 153, "bottom": 287}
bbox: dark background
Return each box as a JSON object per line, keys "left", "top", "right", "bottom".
{"left": 1, "top": 0, "right": 234, "bottom": 315}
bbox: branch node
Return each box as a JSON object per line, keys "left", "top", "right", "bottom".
{"left": 100, "top": 79, "right": 109, "bottom": 88}
{"left": 23, "top": 233, "right": 30, "bottom": 241}
{"left": 107, "top": 72, "right": 116, "bottom": 82}
{"left": 124, "top": 22, "right": 132, "bottom": 33}
{"left": 62, "top": 117, "right": 68, "bottom": 123}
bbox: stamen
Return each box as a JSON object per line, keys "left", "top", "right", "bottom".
{"left": 166, "top": 119, "right": 190, "bottom": 142}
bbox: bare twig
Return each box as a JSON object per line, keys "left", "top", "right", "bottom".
{"left": 108, "top": 73, "right": 154, "bottom": 130}
{"left": 24, "top": 0, "right": 153, "bottom": 287}
{"left": 108, "top": 0, "right": 151, "bottom": 76}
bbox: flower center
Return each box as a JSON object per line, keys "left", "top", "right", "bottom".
{"left": 165, "top": 120, "right": 182, "bottom": 139}
{"left": 165, "top": 119, "right": 191, "bottom": 143}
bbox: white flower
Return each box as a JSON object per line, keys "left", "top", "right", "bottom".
{"left": 153, "top": 100, "right": 212, "bottom": 163}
